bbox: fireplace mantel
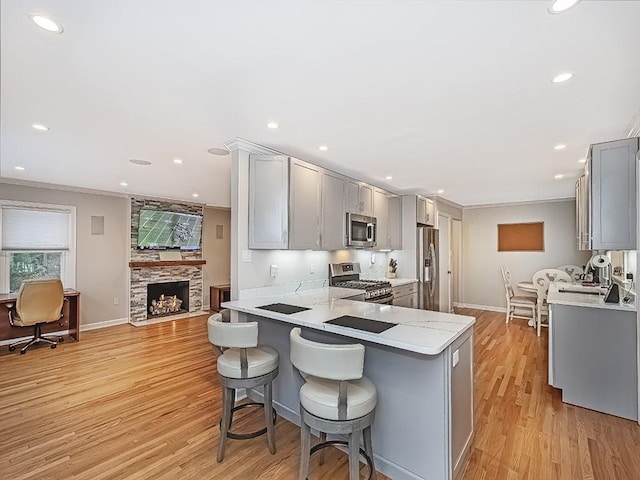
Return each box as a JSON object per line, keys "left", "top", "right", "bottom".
{"left": 129, "top": 260, "right": 206, "bottom": 268}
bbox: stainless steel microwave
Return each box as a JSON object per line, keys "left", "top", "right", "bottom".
{"left": 346, "top": 213, "right": 376, "bottom": 248}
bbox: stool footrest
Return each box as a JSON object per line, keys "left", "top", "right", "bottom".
{"left": 308, "top": 440, "right": 374, "bottom": 480}
{"left": 219, "top": 402, "right": 277, "bottom": 440}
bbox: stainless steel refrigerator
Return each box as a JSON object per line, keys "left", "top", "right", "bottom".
{"left": 418, "top": 226, "right": 439, "bottom": 311}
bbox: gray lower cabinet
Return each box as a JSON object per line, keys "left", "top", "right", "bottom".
{"left": 579, "top": 137, "right": 638, "bottom": 250}
{"left": 450, "top": 332, "right": 474, "bottom": 480}
{"left": 392, "top": 282, "right": 418, "bottom": 308}
{"left": 549, "top": 303, "right": 638, "bottom": 421}
{"left": 249, "top": 154, "right": 289, "bottom": 249}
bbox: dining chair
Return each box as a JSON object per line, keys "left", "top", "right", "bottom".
{"left": 500, "top": 267, "right": 536, "bottom": 325}
{"left": 556, "top": 264, "right": 583, "bottom": 282}
{"left": 532, "top": 269, "right": 572, "bottom": 336}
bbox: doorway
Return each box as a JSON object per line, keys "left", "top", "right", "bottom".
{"left": 438, "top": 213, "right": 452, "bottom": 313}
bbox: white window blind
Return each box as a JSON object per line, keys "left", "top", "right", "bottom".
{"left": 1, "top": 206, "right": 71, "bottom": 250}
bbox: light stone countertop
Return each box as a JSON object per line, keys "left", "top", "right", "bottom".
{"left": 547, "top": 282, "right": 636, "bottom": 312}
{"left": 222, "top": 287, "right": 475, "bottom": 356}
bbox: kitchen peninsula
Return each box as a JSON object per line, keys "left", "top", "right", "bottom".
{"left": 223, "top": 288, "right": 475, "bottom": 480}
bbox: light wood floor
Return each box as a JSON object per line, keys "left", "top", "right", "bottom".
{"left": 0, "top": 309, "right": 638, "bottom": 479}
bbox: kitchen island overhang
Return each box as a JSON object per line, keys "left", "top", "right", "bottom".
{"left": 222, "top": 291, "right": 475, "bottom": 480}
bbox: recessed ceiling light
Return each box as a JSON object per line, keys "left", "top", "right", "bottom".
{"left": 554, "top": 174, "right": 565, "bottom": 179}
{"left": 551, "top": 72, "right": 573, "bottom": 84}
{"left": 120, "top": 181, "right": 128, "bottom": 187}
{"left": 129, "top": 159, "right": 152, "bottom": 166}
{"left": 192, "top": 193, "right": 199, "bottom": 198}
{"left": 319, "top": 145, "right": 329, "bottom": 152}
{"left": 385, "top": 176, "right": 393, "bottom": 180}
{"left": 32, "top": 123, "right": 49, "bottom": 131}
{"left": 548, "top": 0, "right": 581, "bottom": 14}
{"left": 207, "top": 147, "right": 230, "bottom": 156}
{"left": 29, "top": 13, "right": 64, "bottom": 33}
{"left": 578, "top": 158, "right": 586, "bottom": 163}
{"left": 437, "top": 189, "right": 445, "bottom": 194}
{"left": 267, "top": 122, "right": 279, "bottom": 129}
{"left": 14, "top": 166, "right": 25, "bottom": 171}
{"left": 554, "top": 144, "right": 567, "bottom": 150}
{"left": 173, "top": 158, "right": 183, "bottom": 164}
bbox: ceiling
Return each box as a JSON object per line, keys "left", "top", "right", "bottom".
{"left": 1, "top": 1, "right": 639, "bottom": 207}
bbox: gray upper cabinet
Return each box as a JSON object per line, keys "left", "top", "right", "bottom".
{"left": 289, "top": 158, "right": 323, "bottom": 250}
{"left": 416, "top": 195, "right": 435, "bottom": 226}
{"left": 321, "top": 170, "right": 347, "bottom": 250}
{"left": 582, "top": 137, "right": 638, "bottom": 251}
{"left": 249, "top": 154, "right": 289, "bottom": 249}
{"left": 347, "top": 180, "right": 374, "bottom": 216}
{"left": 389, "top": 195, "right": 402, "bottom": 250}
{"left": 373, "top": 188, "right": 390, "bottom": 250}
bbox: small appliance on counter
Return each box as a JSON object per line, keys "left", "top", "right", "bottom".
{"left": 329, "top": 262, "right": 393, "bottom": 304}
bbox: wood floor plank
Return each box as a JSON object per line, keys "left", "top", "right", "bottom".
{"left": 0, "top": 310, "right": 638, "bottom": 479}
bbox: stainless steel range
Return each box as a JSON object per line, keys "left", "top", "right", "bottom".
{"left": 329, "top": 262, "right": 393, "bottom": 304}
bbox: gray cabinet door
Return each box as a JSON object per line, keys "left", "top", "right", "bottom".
{"left": 321, "top": 170, "right": 346, "bottom": 250}
{"left": 347, "top": 179, "right": 361, "bottom": 213}
{"left": 450, "top": 333, "right": 474, "bottom": 479}
{"left": 360, "top": 183, "right": 374, "bottom": 216}
{"left": 289, "top": 158, "right": 322, "bottom": 250}
{"left": 373, "top": 188, "right": 389, "bottom": 249}
{"left": 249, "top": 155, "right": 289, "bottom": 249}
{"left": 389, "top": 196, "right": 402, "bottom": 250}
{"left": 417, "top": 196, "right": 428, "bottom": 225}
{"left": 590, "top": 137, "right": 638, "bottom": 250}
{"left": 425, "top": 199, "right": 436, "bottom": 227}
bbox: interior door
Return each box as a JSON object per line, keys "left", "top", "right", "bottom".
{"left": 438, "top": 213, "right": 452, "bottom": 313}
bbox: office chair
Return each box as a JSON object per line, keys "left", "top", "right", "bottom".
{"left": 5, "top": 279, "right": 65, "bottom": 354}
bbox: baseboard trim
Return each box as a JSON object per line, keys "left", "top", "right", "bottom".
{"left": 458, "top": 303, "right": 505, "bottom": 313}
{"left": 81, "top": 317, "right": 129, "bottom": 331}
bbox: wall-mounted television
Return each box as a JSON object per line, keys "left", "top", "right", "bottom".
{"left": 136, "top": 209, "right": 203, "bottom": 250}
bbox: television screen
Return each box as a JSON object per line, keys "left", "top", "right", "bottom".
{"left": 137, "top": 209, "right": 203, "bottom": 250}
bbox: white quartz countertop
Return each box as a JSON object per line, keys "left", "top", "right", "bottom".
{"left": 222, "top": 287, "right": 475, "bottom": 355}
{"left": 547, "top": 283, "right": 636, "bottom": 312}
{"left": 379, "top": 278, "right": 418, "bottom": 287}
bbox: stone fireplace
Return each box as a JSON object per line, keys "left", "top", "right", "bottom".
{"left": 129, "top": 197, "right": 205, "bottom": 324}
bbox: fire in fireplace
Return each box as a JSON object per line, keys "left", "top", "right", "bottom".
{"left": 146, "top": 281, "right": 189, "bottom": 318}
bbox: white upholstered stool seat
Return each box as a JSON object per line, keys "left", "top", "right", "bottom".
{"left": 290, "top": 327, "right": 377, "bottom": 480}
{"left": 217, "top": 345, "right": 279, "bottom": 379}
{"left": 300, "top": 376, "right": 377, "bottom": 421}
{"left": 207, "top": 313, "right": 279, "bottom": 463}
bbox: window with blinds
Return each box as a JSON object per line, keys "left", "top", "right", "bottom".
{"left": 0, "top": 201, "right": 76, "bottom": 293}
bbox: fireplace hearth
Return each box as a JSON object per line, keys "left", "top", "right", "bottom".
{"left": 146, "top": 281, "right": 189, "bottom": 318}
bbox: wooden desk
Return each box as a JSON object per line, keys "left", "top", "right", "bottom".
{"left": 0, "top": 289, "right": 80, "bottom": 342}
{"left": 209, "top": 284, "right": 230, "bottom": 312}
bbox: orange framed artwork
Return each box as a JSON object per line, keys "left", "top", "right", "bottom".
{"left": 497, "top": 222, "right": 544, "bottom": 252}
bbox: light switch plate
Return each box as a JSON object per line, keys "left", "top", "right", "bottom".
{"left": 241, "top": 250, "right": 252, "bottom": 263}
{"left": 270, "top": 264, "right": 278, "bottom": 278}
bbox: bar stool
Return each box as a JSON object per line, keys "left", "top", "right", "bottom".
{"left": 289, "top": 327, "right": 377, "bottom": 480}
{"left": 207, "top": 313, "right": 279, "bottom": 462}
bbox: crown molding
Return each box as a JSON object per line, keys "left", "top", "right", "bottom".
{"left": 224, "top": 137, "right": 283, "bottom": 155}
{"left": 463, "top": 197, "right": 574, "bottom": 210}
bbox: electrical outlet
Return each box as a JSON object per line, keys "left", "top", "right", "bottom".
{"left": 309, "top": 264, "right": 315, "bottom": 274}
{"left": 452, "top": 349, "right": 460, "bottom": 367}
{"left": 113, "top": 297, "right": 119, "bottom": 305}
{"left": 270, "top": 264, "right": 278, "bottom": 278}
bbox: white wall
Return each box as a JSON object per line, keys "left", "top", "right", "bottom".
{"left": 462, "top": 199, "right": 591, "bottom": 310}
{"left": 0, "top": 182, "right": 130, "bottom": 326}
